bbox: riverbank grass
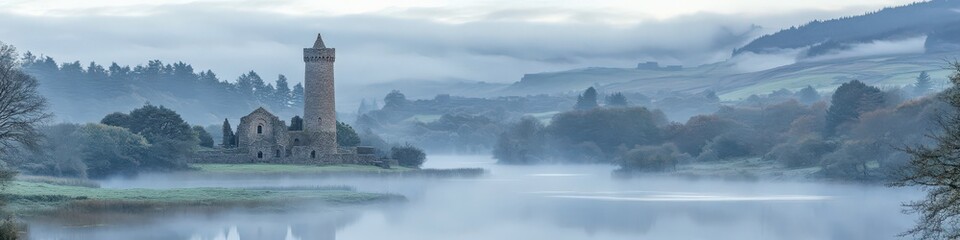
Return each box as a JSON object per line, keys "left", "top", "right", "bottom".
{"left": 191, "top": 163, "right": 415, "bottom": 174}
{"left": 2, "top": 181, "right": 401, "bottom": 214}
{"left": 190, "top": 163, "right": 486, "bottom": 178}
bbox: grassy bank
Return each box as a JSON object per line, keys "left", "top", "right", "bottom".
{"left": 190, "top": 163, "right": 486, "bottom": 178}
{"left": 2, "top": 181, "right": 402, "bottom": 214}
{"left": 192, "top": 163, "right": 414, "bottom": 174}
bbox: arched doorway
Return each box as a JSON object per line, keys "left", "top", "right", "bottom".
{"left": 257, "top": 151, "right": 263, "bottom": 159}
{"left": 310, "top": 150, "right": 316, "bottom": 159}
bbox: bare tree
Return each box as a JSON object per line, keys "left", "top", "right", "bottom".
{"left": 893, "top": 62, "right": 960, "bottom": 239}
{"left": 0, "top": 42, "right": 50, "bottom": 153}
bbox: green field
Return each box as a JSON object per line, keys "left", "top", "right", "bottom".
{"left": 3, "top": 181, "right": 402, "bottom": 214}
{"left": 191, "top": 163, "right": 415, "bottom": 174}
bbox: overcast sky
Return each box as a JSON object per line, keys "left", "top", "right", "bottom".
{"left": 0, "top": 0, "right": 917, "bottom": 87}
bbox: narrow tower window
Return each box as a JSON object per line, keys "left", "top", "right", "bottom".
{"left": 257, "top": 125, "right": 263, "bottom": 134}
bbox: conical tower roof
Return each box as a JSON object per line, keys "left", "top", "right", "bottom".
{"left": 313, "top": 34, "right": 326, "bottom": 48}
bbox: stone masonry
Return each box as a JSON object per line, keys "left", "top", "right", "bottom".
{"left": 193, "top": 34, "right": 381, "bottom": 166}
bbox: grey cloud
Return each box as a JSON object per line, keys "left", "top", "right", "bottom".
{"left": 0, "top": 3, "right": 880, "bottom": 88}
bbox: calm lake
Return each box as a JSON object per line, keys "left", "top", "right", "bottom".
{"left": 27, "top": 155, "right": 921, "bottom": 240}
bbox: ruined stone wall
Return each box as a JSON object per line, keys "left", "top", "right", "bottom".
{"left": 190, "top": 148, "right": 381, "bottom": 166}
{"left": 236, "top": 108, "right": 289, "bottom": 160}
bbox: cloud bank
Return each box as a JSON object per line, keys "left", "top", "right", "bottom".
{"left": 0, "top": 1, "right": 907, "bottom": 89}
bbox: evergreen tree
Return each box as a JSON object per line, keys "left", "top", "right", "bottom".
{"left": 247, "top": 71, "right": 272, "bottom": 103}
{"left": 915, "top": 71, "right": 932, "bottom": 96}
{"left": 291, "top": 83, "right": 305, "bottom": 107}
{"left": 86, "top": 62, "right": 107, "bottom": 80}
{"left": 199, "top": 70, "right": 219, "bottom": 85}
{"left": 222, "top": 118, "right": 234, "bottom": 148}
{"left": 605, "top": 92, "right": 629, "bottom": 107}
{"left": 235, "top": 72, "right": 255, "bottom": 96}
{"left": 171, "top": 61, "right": 195, "bottom": 81}
{"left": 574, "top": 87, "right": 599, "bottom": 110}
{"left": 260, "top": 83, "right": 276, "bottom": 104}
{"left": 825, "top": 80, "right": 884, "bottom": 135}
{"left": 274, "top": 75, "right": 291, "bottom": 107}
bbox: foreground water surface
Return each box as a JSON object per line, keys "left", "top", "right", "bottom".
{"left": 28, "top": 155, "right": 922, "bottom": 240}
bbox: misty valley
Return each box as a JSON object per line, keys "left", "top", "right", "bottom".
{"left": 24, "top": 156, "right": 920, "bottom": 240}
{"left": 3, "top": 0, "right": 960, "bottom": 240}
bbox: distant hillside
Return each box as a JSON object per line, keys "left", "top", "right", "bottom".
{"left": 498, "top": 50, "right": 954, "bottom": 100}
{"left": 495, "top": 1, "right": 960, "bottom": 99}
{"left": 735, "top": 0, "right": 960, "bottom": 57}
{"left": 356, "top": 79, "right": 507, "bottom": 100}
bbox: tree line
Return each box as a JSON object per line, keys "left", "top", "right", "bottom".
{"left": 494, "top": 75, "right": 941, "bottom": 181}
{"left": 19, "top": 52, "right": 304, "bottom": 123}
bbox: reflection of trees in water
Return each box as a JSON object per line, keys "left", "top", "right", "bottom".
{"left": 25, "top": 206, "right": 364, "bottom": 240}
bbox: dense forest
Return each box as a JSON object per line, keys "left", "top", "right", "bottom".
{"left": 19, "top": 53, "right": 303, "bottom": 124}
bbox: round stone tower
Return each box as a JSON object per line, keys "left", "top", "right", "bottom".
{"left": 303, "top": 33, "right": 338, "bottom": 153}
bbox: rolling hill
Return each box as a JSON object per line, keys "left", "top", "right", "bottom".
{"left": 736, "top": 0, "right": 960, "bottom": 57}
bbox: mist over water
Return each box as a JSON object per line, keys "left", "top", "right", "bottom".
{"left": 31, "top": 155, "right": 921, "bottom": 240}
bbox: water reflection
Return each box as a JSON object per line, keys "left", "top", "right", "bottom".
{"left": 26, "top": 205, "right": 363, "bottom": 240}
{"left": 27, "top": 155, "right": 923, "bottom": 240}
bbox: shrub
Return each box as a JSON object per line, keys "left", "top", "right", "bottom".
{"left": 0, "top": 216, "right": 22, "bottom": 240}
{"left": 101, "top": 105, "right": 196, "bottom": 170}
{"left": 493, "top": 117, "right": 546, "bottom": 164}
{"left": 768, "top": 136, "right": 837, "bottom": 168}
{"left": 193, "top": 126, "right": 214, "bottom": 148}
{"left": 820, "top": 140, "right": 881, "bottom": 180}
{"left": 336, "top": 122, "right": 361, "bottom": 147}
{"left": 548, "top": 107, "right": 663, "bottom": 161}
{"left": 618, "top": 144, "right": 688, "bottom": 172}
{"left": 668, "top": 115, "right": 745, "bottom": 156}
{"left": 700, "top": 134, "right": 754, "bottom": 160}
{"left": 74, "top": 124, "right": 150, "bottom": 178}
{"left": 391, "top": 144, "right": 426, "bottom": 168}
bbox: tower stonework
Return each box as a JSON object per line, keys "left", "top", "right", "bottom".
{"left": 303, "top": 34, "right": 338, "bottom": 153}
{"left": 190, "top": 33, "right": 386, "bottom": 166}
